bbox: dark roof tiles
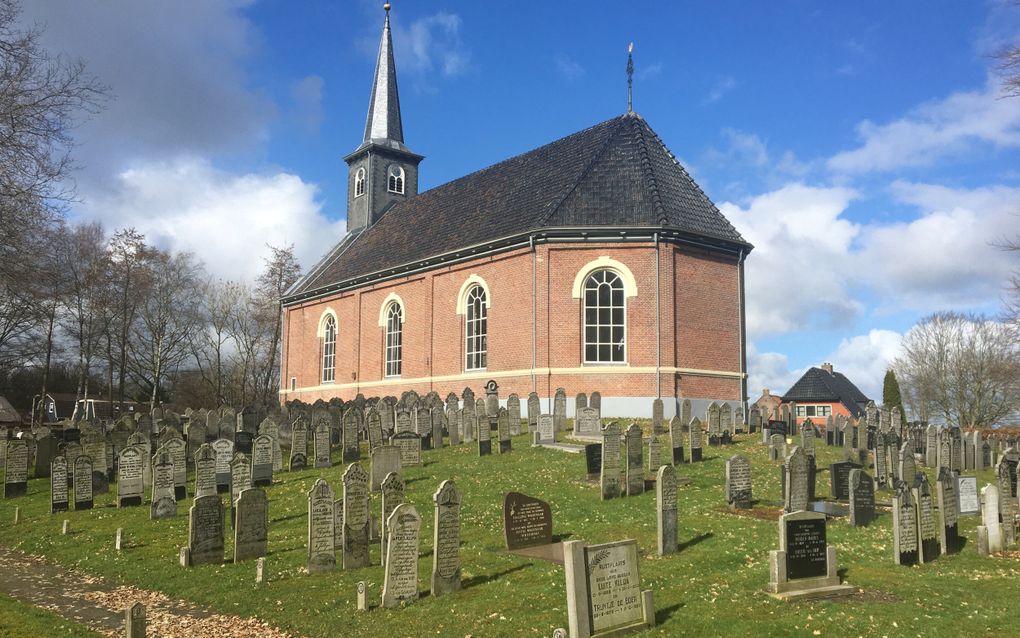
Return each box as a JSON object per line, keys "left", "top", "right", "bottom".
{"left": 782, "top": 367, "right": 871, "bottom": 417}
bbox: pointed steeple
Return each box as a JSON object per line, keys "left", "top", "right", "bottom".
{"left": 364, "top": 3, "right": 403, "bottom": 144}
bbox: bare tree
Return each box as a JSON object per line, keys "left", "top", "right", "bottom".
{"left": 107, "top": 228, "right": 150, "bottom": 411}
{"left": 191, "top": 278, "right": 242, "bottom": 406}
{"left": 894, "top": 311, "right": 1020, "bottom": 428}
{"left": 254, "top": 245, "right": 301, "bottom": 404}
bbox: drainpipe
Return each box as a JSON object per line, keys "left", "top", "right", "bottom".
{"left": 654, "top": 232, "right": 661, "bottom": 400}
{"left": 738, "top": 249, "right": 747, "bottom": 415}
{"left": 531, "top": 234, "right": 537, "bottom": 394}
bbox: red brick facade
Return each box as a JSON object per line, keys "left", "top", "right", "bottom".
{"left": 280, "top": 240, "right": 746, "bottom": 416}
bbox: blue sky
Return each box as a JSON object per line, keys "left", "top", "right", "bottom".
{"left": 20, "top": 1, "right": 1020, "bottom": 400}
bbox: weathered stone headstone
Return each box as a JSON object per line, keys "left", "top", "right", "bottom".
{"left": 342, "top": 462, "right": 371, "bottom": 569}
{"left": 366, "top": 408, "right": 383, "bottom": 451}
{"left": 651, "top": 398, "right": 664, "bottom": 434}
{"left": 333, "top": 497, "right": 344, "bottom": 550}
{"left": 574, "top": 405, "right": 600, "bottom": 437}
{"left": 382, "top": 503, "right": 421, "bottom": 609}
{"left": 688, "top": 417, "right": 703, "bottom": 462}
{"left": 212, "top": 439, "right": 233, "bottom": 493}
{"left": 977, "top": 484, "right": 1003, "bottom": 555}
{"left": 936, "top": 469, "right": 962, "bottom": 554}
{"left": 370, "top": 445, "right": 401, "bottom": 492}
{"left": 343, "top": 409, "right": 360, "bottom": 462}
{"left": 625, "top": 424, "right": 644, "bottom": 496}
{"left": 783, "top": 446, "right": 809, "bottom": 513}
{"left": 720, "top": 403, "right": 734, "bottom": 435}
{"left": 553, "top": 388, "right": 567, "bottom": 432}
{"left": 460, "top": 408, "right": 475, "bottom": 444}
{"left": 892, "top": 483, "right": 919, "bottom": 565}
{"left": 380, "top": 471, "right": 405, "bottom": 567}
{"left": 925, "top": 425, "right": 938, "bottom": 467}
{"left": 125, "top": 602, "right": 146, "bottom": 638}
{"left": 34, "top": 435, "right": 57, "bottom": 478}
{"left": 234, "top": 487, "right": 268, "bottom": 562}
{"left": 50, "top": 455, "right": 68, "bottom": 513}
{"left": 996, "top": 458, "right": 1018, "bottom": 546}
{"left": 600, "top": 423, "right": 622, "bottom": 500}
{"left": 656, "top": 464, "right": 678, "bottom": 555}
{"left": 913, "top": 474, "right": 941, "bottom": 562}
{"left": 848, "top": 469, "right": 875, "bottom": 527}
{"left": 507, "top": 394, "right": 521, "bottom": 436}
{"left": 313, "top": 421, "right": 331, "bottom": 468}
{"left": 431, "top": 479, "right": 461, "bottom": 596}
{"left": 73, "top": 455, "right": 94, "bottom": 510}
{"left": 251, "top": 434, "right": 273, "bottom": 487}
{"left": 898, "top": 444, "right": 917, "bottom": 488}
{"left": 390, "top": 431, "right": 421, "bottom": 468}
{"left": 563, "top": 539, "right": 653, "bottom": 638}
{"left": 527, "top": 392, "right": 540, "bottom": 431}
{"left": 585, "top": 443, "right": 602, "bottom": 480}
{"left": 647, "top": 436, "right": 661, "bottom": 472}
{"left": 496, "top": 407, "right": 511, "bottom": 454}
{"left": 767, "top": 510, "right": 851, "bottom": 600}
{"left": 150, "top": 452, "right": 176, "bottom": 520}
{"left": 668, "top": 416, "right": 685, "bottom": 465}
{"left": 162, "top": 438, "right": 187, "bottom": 500}
{"left": 726, "top": 454, "right": 752, "bottom": 509}
{"left": 289, "top": 422, "right": 308, "bottom": 471}
{"left": 503, "top": 491, "right": 552, "bottom": 550}
{"left": 193, "top": 444, "right": 216, "bottom": 499}
{"left": 536, "top": 414, "right": 555, "bottom": 445}
{"left": 187, "top": 494, "right": 224, "bottom": 566}
{"left": 828, "top": 460, "right": 860, "bottom": 501}
{"left": 957, "top": 475, "right": 980, "bottom": 516}
{"left": 307, "top": 479, "right": 336, "bottom": 573}
{"left": 117, "top": 446, "right": 144, "bottom": 507}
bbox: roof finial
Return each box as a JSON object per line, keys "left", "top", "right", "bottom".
{"left": 627, "top": 42, "right": 634, "bottom": 113}
{"left": 384, "top": 2, "right": 391, "bottom": 12}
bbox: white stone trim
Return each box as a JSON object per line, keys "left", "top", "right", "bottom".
{"left": 455, "top": 275, "right": 492, "bottom": 315}
{"left": 316, "top": 307, "right": 338, "bottom": 338}
{"left": 570, "top": 256, "right": 638, "bottom": 299}
{"left": 377, "top": 292, "right": 405, "bottom": 327}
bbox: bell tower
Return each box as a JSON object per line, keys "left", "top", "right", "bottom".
{"left": 345, "top": 3, "right": 424, "bottom": 233}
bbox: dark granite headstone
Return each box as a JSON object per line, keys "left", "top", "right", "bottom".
{"left": 829, "top": 461, "right": 861, "bottom": 501}
{"left": 785, "top": 516, "right": 827, "bottom": 580}
{"left": 584, "top": 443, "right": 602, "bottom": 479}
{"left": 503, "top": 491, "right": 552, "bottom": 550}
{"left": 234, "top": 432, "right": 253, "bottom": 456}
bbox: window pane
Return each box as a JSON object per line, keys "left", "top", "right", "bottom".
{"left": 598, "top": 345, "right": 610, "bottom": 361}
{"left": 585, "top": 308, "right": 597, "bottom": 324}
{"left": 586, "top": 345, "right": 597, "bottom": 361}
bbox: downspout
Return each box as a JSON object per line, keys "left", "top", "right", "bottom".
{"left": 654, "top": 232, "right": 661, "bottom": 399}
{"left": 531, "top": 234, "right": 537, "bottom": 393}
{"left": 738, "top": 249, "right": 747, "bottom": 415}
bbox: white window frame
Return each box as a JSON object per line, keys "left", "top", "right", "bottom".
{"left": 321, "top": 315, "right": 336, "bottom": 383}
{"left": 384, "top": 302, "right": 403, "bottom": 377}
{"left": 465, "top": 285, "right": 487, "bottom": 371}
{"left": 582, "top": 269, "right": 626, "bottom": 364}
{"left": 387, "top": 165, "right": 405, "bottom": 194}
{"left": 354, "top": 167, "right": 366, "bottom": 197}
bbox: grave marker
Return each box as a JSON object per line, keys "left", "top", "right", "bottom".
{"left": 848, "top": 469, "right": 875, "bottom": 527}
{"left": 600, "top": 423, "right": 621, "bottom": 500}
{"left": 289, "top": 422, "right": 308, "bottom": 471}
{"left": 380, "top": 471, "right": 405, "bottom": 567}
{"left": 73, "top": 455, "right": 94, "bottom": 510}
{"left": 370, "top": 445, "right": 401, "bottom": 492}
{"left": 625, "top": 424, "right": 643, "bottom": 496}
{"left": 656, "top": 464, "right": 678, "bottom": 555}
{"left": 342, "top": 462, "right": 371, "bottom": 569}
{"left": 563, "top": 539, "right": 653, "bottom": 638}
{"left": 150, "top": 452, "right": 176, "bottom": 520}
{"left": 3, "top": 440, "right": 28, "bottom": 498}
{"left": 913, "top": 474, "right": 941, "bottom": 562}
{"left": 936, "top": 469, "right": 962, "bottom": 554}
{"left": 390, "top": 431, "right": 421, "bottom": 467}
{"left": 688, "top": 418, "right": 703, "bottom": 462}
{"left": 892, "top": 483, "right": 919, "bottom": 565}
{"left": 307, "top": 479, "right": 336, "bottom": 573}
{"left": 313, "top": 421, "right": 331, "bottom": 468}
{"left": 767, "top": 511, "right": 852, "bottom": 600}
{"left": 726, "top": 455, "right": 752, "bottom": 509}
{"left": 668, "top": 416, "right": 684, "bottom": 464}
{"left": 234, "top": 487, "right": 268, "bottom": 562}
{"left": 431, "top": 480, "right": 462, "bottom": 596}
{"left": 187, "top": 494, "right": 224, "bottom": 566}
{"left": 212, "top": 439, "right": 233, "bottom": 493}
{"left": 381, "top": 503, "right": 421, "bottom": 609}
{"left": 536, "top": 414, "right": 556, "bottom": 444}
{"left": 503, "top": 491, "right": 552, "bottom": 550}
{"left": 193, "top": 444, "right": 217, "bottom": 499}
{"left": 117, "top": 446, "right": 144, "bottom": 507}
{"left": 251, "top": 434, "right": 273, "bottom": 487}
{"left": 50, "top": 455, "right": 68, "bottom": 513}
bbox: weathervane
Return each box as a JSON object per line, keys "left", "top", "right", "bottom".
{"left": 627, "top": 42, "right": 634, "bottom": 113}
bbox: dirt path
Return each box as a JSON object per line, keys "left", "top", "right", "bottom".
{"left": 0, "top": 546, "right": 298, "bottom": 637}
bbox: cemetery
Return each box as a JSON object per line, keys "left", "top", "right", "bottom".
{"left": 1, "top": 396, "right": 1020, "bottom": 636}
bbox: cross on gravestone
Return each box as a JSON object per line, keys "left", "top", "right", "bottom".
{"left": 307, "top": 479, "right": 336, "bottom": 574}
{"left": 187, "top": 495, "right": 224, "bottom": 566}
{"left": 234, "top": 487, "right": 268, "bottom": 563}
{"left": 503, "top": 491, "right": 553, "bottom": 550}
{"left": 381, "top": 503, "right": 422, "bottom": 609}
{"left": 342, "top": 462, "right": 371, "bottom": 569}
{"left": 656, "top": 464, "right": 678, "bottom": 555}
{"left": 726, "top": 455, "right": 752, "bottom": 509}
{"left": 601, "top": 423, "right": 622, "bottom": 500}
{"left": 625, "top": 424, "right": 643, "bottom": 496}
{"left": 432, "top": 479, "right": 462, "bottom": 596}
{"left": 380, "top": 472, "right": 405, "bottom": 568}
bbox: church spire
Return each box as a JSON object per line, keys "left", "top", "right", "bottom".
{"left": 364, "top": 3, "right": 404, "bottom": 144}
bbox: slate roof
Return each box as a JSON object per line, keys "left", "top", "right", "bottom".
{"left": 782, "top": 367, "right": 871, "bottom": 417}
{"left": 288, "top": 112, "right": 750, "bottom": 301}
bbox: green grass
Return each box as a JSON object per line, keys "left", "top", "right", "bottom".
{"left": 0, "top": 427, "right": 1016, "bottom": 637}
{"left": 0, "top": 592, "right": 106, "bottom": 638}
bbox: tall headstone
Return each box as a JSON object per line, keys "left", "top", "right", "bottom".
{"left": 251, "top": 434, "right": 273, "bottom": 487}
{"left": 193, "top": 444, "right": 217, "bottom": 499}
{"left": 913, "top": 474, "right": 941, "bottom": 562}
{"left": 73, "top": 455, "right": 94, "bottom": 510}
{"left": 307, "top": 479, "right": 336, "bottom": 573}
{"left": 625, "top": 424, "right": 644, "bottom": 496}
{"left": 647, "top": 436, "right": 661, "bottom": 473}
{"left": 726, "top": 455, "right": 753, "bottom": 509}
{"left": 342, "top": 409, "right": 360, "bottom": 462}
{"left": 229, "top": 452, "right": 251, "bottom": 528}
{"left": 163, "top": 438, "right": 187, "bottom": 500}
{"left": 600, "top": 423, "right": 622, "bottom": 500}
{"left": 342, "top": 462, "right": 371, "bottom": 569}
{"left": 117, "top": 446, "right": 144, "bottom": 507}
{"left": 50, "top": 455, "right": 69, "bottom": 513}
{"left": 892, "top": 483, "right": 919, "bottom": 565}
{"left": 380, "top": 471, "right": 405, "bottom": 567}
{"left": 848, "top": 469, "right": 875, "bottom": 527}
{"left": 507, "top": 394, "right": 522, "bottom": 436}
{"left": 527, "top": 392, "right": 540, "bottom": 431}
{"left": 187, "top": 494, "right": 224, "bottom": 566}
{"left": 898, "top": 444, "right": 917, "bottom": 488}
{"left": 996, "top": 459, "right": 1018, "bottom": 546}
{"left": 366, "top": 407, "right": 383, "bottom": 451}
{"left": 936, "top": 469, "right": 962, "bottom": 554}
{"left": 460, "top": 408, "right": 475, "bottom": 444}
{"left": 978, "top": 484, "right": 1004, "bottom": 555}
{"left": 925, "top": 425, "right": 938, "bottom": 467}
{"left": 150, "top": 452, "right": 176, "bottom": 520}
{"left": 656, "top": 464, "right": 678, "bottom": 555}
{"left": 783, "top": 447, "right": 809, "bottom": 513}
{"left": 431, "top": 480, "right": 462, "bottom": 596}
{"left": 668, "top": 416, "right": 685, "bottom": 464}
{"left": 313, "top": 421, "right": 331, "bottom": 469}
{"left": 370, "top": 445, "right": 401, "bottom": 492}
{"left": 496, "top": 407, "right": 511, "bottom": 454}
{"left": 688, "top": 417, "right": 703, "bottom": 462}
{"left": 234, "top": 487, "right": 268, "bottom": 562}
{"left": 381, "top": 503, "right": 421, "bottom": 609}
{"left": 289, "top": 422, "right": 308, "bottom": 471}
{"left": 553, "top": 388, "right": 567, "bottom": 433}
{"left": 651, "top": 398, "right": 664, "bottom": 434}
{"left": 212, "top": 439, "right": 233, "bottom": 493}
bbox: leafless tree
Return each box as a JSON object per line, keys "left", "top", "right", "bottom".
{"left": 254, "top": 244, "right": 301, "bottom": 404}
{"left": 107, "top": 228, "right": 150, "bottom": 411}
{"left": 191, "top": 278, "right": 242, "bottom": 406}
{"left": 894, "top": 311, "right": 1020, "bottom": 428}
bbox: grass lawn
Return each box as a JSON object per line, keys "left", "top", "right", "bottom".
{"left": 0, "top": 425, "right": 1016, "bottom": 637}
{"left": 0, "top": 592, "right": 106, "bottom": 638}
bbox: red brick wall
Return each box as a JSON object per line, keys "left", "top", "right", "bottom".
{"left": 281, "top": 240, "right": 744, "bottom": 406}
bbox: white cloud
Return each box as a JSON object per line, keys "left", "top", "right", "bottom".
{"left": 290, "top": 75, "right": 325, "bottom": 134}
{"left": 827, "top": 79, "right": 1020, "bottom": 174}
{"left": 703, "top": 75, "right": 736, "bottom": 104}
{"left": 746, "top": 343, "right": 803, "bottom": 399}
{"left": 722, "top": 184, "right": 862, "bottom": 338}
{"left": 75, "top": 158, "right": 346, "bottom": 282}
{"left": 393, "top": 12, "right": 471, "bottom": 78}
{"left": 555, "top": 55, "right": 585, "bottom": 80}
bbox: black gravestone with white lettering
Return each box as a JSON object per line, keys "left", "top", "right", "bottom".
{"left": 786, "top": 516, "right": 827, "bottom": 580}
{"left": 767, "top": 420, "right": 786, "bottom": 437}
{"left": 234, "top": 432, "right": 254, "bottom": 456}
{"left": 585, "top": 443, "right": 602, "bottom": 480}
{"left": 829, "top": 461, "right": 861, "bottom": 501}
{"left": 848, "top": 469, "right": 875, "bottom": 527}
{"left": 503, "top": 491, "right": 552, "bottom": 551}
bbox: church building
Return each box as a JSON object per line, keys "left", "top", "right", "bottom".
{"left": 279, "top": 7, "right": 752, "bottom": 418}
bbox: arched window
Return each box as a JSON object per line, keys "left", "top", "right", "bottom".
{"left": 321, "top": 315, "right": 336, "bottom": 383}
{"left": 465, "top": 286, "right": 487, "bottom": 370}
{"left": 387, "top": 165, "right": 405, "bottom": 194}
{"left": 583, "top": 270, "right": 626, "bottom": 363}
{"left": 354, "top": 167, "right": 366, "bottom": 197}
{"left": 384, "top": 302, "right": 403, "bottom": 377}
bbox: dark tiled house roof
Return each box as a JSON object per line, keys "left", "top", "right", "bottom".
{"left": 782, "top": 367, "right": 871, "bottom": 417}
{"left": 287, "top": 112, "right": 750, "bottom": 301}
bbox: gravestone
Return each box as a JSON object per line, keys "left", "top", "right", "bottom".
{"left": 507, "top": 394, "right": 522, "bottom": 436}
{"left": 381, "top": 503, "right": 421, "bottom": 609}
{"left": 212, "top": 439, "right": 233, "bottom": 493}
{"left": 829, "top": 460, "right": 860, "bottom": 501}
{"left": 313, "top": 421, "right": 331, "bottom": 468}
{"left": 3, "top": 436, "right": 27, "bottom": 498}
{"left": 289, "top": 422, "right": 308, "bottom": 470}
{"left": 251, "top": 435, "right": 273, "bottom": 487}
{"left": 150, "top": 452, "right": 176, "bottom": 519}
{"left": 688, "top": 417, "right": 703, "bottom": 462}
{"left": 601, "top": 423, "right": 622, "bottom": 500}
{"left": 503, "top": 491, "right": 552, "bottom": 550}
{"left": 575, "top": 406, "right": 600, "bottom": 437}
{"left": 380, "top": 471, "right": 405, "bottom": 567}
{"left": 229, "top": 452, "right": 251, "bottom": 527}
{"left": 390, "top": 431, "right": 421, "bottom": 467}
{"left": 187, "top": 494, "right": 224, "bottom": 566}
{"left": 366, "top": 408, "right": 383, "bottom": 451}
{"left": 395, "top": 407, "right": 413, "bottom": 435}
{"left": 536, "top": 414, "right": 555, "bottom": 445}
{"left": 767, "top": 510, "right": 852, "bottom": 600}
{"left": 431, "top": 479, "right": 462, "bottom": 596}
{"left": 720, "top": 403, "right": 733, "bottom": 435}
{"left": 163, "top": 438, "right": 187, "bottom": 500}
{"left": 496, "top": 407, "right": 511, "bottom": 454}
{"left": 957, "top": 475, "right": 980, "bottom": 516}
{"left": 647, "top": 436, "right": 661, "bottom": 473}
{"left": 370, "top": 445, "right": 401, "bottom": 492}
{"left": 977, "top": 484, "right": 1004, "bottom": 555}
{"left": 333, "top": 498, "right": 344, "bottom": 550}
{"left": 342, "top": 462, "right": 371, "bottom": 569}
{"left": 34, "top": 435, "right": 57, "bottom": 478}
{"left": 925, "top": 425, "right": 938, "bottom": 467}
{"left": 668, "top": 416, "right": 685, "bottom": 464}
{"left": 898, "top": 445, "right": 917, "bottom": 488}
{"left": 563, "top": 539, "right": 653, "bottom": 638}
{"left": 194, "top": 444, "right": 217, "bottom": 499}
{"left": 73, "top": 455, "right": 94, "bottom": 510}
{"left": 50, "top": 455, "right": 69, "bottom": 513}
{"left": 307, "top": 479, "right": 336, "bottom": 573}
{"left": 936, "top": 469, "right": 962, "bottom": 554}
{"left": 234, "top": 431, "right": 253, "bottom": 456}
{"left": 447, "top": 407, "right": 461, "bottom": 446}
{"left": 527, "top": 392, "right": 540, "bottom": 430}
{"left": 576, "top": 392, "right": 588, "bottom": 414}
{"left": 651, "top": 398, "right": 664, "bottom": 434}
{"left": 125, "top": 602, "right": 146, "bottom": 638}
{"left": 432, "top": 407, "right": 446, "bottom": 450}
{"left": 656, "top": 464, "right": 678, "bottom": 555}
{"left": 186, "top": 423, "right": 207, "bottom": 468}
{"left": 848, "top": 469, "right": 875, "bottom": 527}
{"left": 783, "top": 447, "right": 809, "bottom": 513}
{"left": 892, "top": 483, "right": 919, "bottom": 565}
{"left": 913, "top": 474, "right": 941, "bottom": 562}
{"left": 625, "top": 424, "right": 644, "bottom": 496}
{"left": 726, "top": 455, "right": 752, "bottom": 509}
{"left": 342, "top": 409, "right": 360, "bottom": 462}
{"left": 590, "top": 391, "right": 602, "bottom": 411}
{"left": 585, "top": 443, "right": 602, "bottom": 480}
{"left": 234, "top": 487, "right": 268, "bottom": 563}
{"left": 996, "top": 459, "right": 1018, "bottom": 546}
{"left": 117, "top": 446, "right": 144, "bottom": 507}
{"left": 553, "top": 388, "right": 567, "bottom": 432}
{"left": 460, "top": 409, "right": 475, "bottom": 444}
